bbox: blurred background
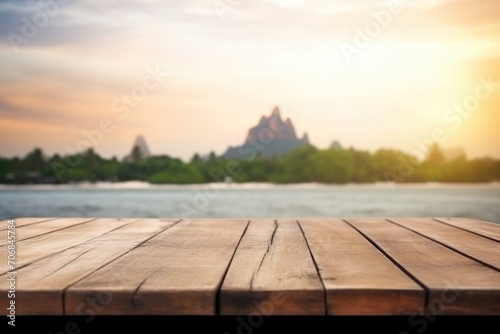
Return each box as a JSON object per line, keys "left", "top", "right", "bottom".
{"left": 0, "top": 0, "right": 499, "bottom": 222}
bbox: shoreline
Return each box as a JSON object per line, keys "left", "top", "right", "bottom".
{"left": 0, "top": 181, "right": 499, "bottom": 190}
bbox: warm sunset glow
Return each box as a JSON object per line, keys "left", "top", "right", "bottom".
{"left": 0, "top": 0, "right": 499, "bottom": 161}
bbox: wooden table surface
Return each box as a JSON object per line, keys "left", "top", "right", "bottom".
{"left": 1, "top": 217, "right": 499, "bottom": 316}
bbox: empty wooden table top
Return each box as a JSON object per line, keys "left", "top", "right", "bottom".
{"left": 0, "top": 217, "right": 499, "bottom": 316}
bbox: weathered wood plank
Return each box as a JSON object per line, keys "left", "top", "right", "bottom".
{"left": 1, "top": 217, "right": 499, "bottom": 316}
{"left": 220, "top": 220, "right": 325, "bottom": 315}
{"left": 0, "top": 219, "right": 178, "bottom": 315}
{"left": 0, "top": 218, "right": 95, "bottom": 246}
{"left": 0, "top": 218, "right": 136, "bottom": 275}
{"left": 347, "top": 218, "right": 500, "bottom": 315}
{"left": 0, "top": 217, "right": 56, "bottom": 231}
{"left": 299, "top": 219, "right": 424, "bottom": 315}
{"left": 434, "top": 217, "right": 500, "bottom": 243}
{"left": 66, "top": 219, "right": 249, "bottom": 315}
{"left": 390, "top": 218, "right": 500, "bottom": 270}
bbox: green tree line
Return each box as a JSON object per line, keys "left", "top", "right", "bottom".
{"left": 0, "top": 144, "right": 499, "bottom": 184}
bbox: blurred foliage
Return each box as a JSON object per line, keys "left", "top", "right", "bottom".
{"left": 0, "top": 144, "right": 499, "bottom": 184}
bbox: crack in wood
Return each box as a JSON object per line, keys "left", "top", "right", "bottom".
{"left": 131, "top": 270, "right": 157, "bottom": 307}
{"left": 250, "top": 220, "right": 279, "bottom": 290}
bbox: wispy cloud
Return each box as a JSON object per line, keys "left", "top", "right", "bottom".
{"left": 0, "top": 0, "right": 499, "bottom": 160}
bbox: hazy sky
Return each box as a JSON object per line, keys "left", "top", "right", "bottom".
{"left": 0, "top": 0, "right": 499, "bottom": 161}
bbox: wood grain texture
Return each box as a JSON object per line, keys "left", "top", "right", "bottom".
{"left": 221, "top": 220, "right": 325, "bottom": 315}
{"left": 0, "top": 219, "right": 178, "bottom": 315}
{"left": 2, "top": 217, "right": 499, "bottom": 316}
{"left": 66, "top": 219, "right": 249, "bottom": 315}
{"left": 0, "top": 217, "right": 55, "bottom": 231}
{"left": 434, "top": 217, "right": 500, "bottom": 243}
{"left": 390, "top": 218, "right": 500, "bottom": 270}
{"left": 299, "top": 219, "right": 424, "bottom": 315}
{"left": 0, "top": 218, "right": 136, "bottom": 275}
{"left": 347, "top": 218, "right": 500, "bottom": 315}
{"left": 0, "top": 218, "right": 95, "bottom": 246}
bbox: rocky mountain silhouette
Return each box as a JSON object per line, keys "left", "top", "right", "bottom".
{"left": 224, "top": 106, "right": 310, "bottom": 159}
{"left": 124, "top": 135, "right": 151, "bottom": 162}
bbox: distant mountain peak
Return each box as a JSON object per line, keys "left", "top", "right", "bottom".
{"left": 270, "top": 106, "right": 281, "bottom": 119}
{"left": 124, "top": 135, "right": 151, "bottom": 162}
{"left": 330, "top": 140, "right": 342, "bottom": 149}
{"left": 302, "top": 132, "right": 310, "bottom": 144}
{"left": 225, "top": 106, "right": 310, "bottom": 159}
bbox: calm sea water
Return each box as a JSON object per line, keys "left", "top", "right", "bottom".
{"left": 1, "top": 182, "right": 499, "bottom": 224}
